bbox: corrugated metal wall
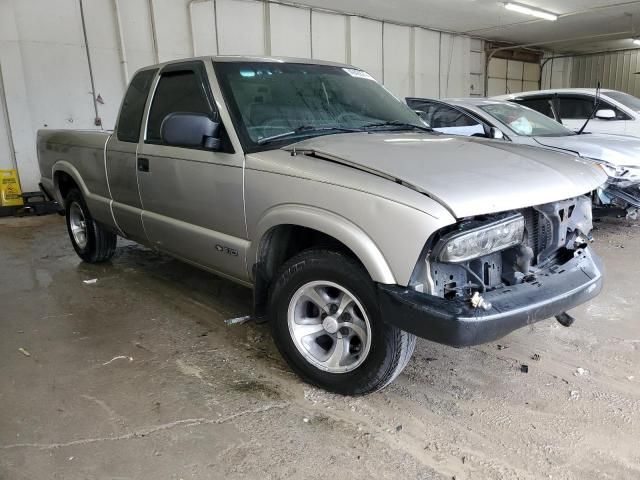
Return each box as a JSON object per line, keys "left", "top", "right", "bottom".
{"left": 0, "top": 0, "right": 483, "bottom": 191}
{"left": 570, "top": 50, "right": 640, "bottom": 95}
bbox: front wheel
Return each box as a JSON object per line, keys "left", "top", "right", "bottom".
{"left": 269, "top": 249, "right": 416, "bottom": 395}
{"left": 65, "top": 188, "right": 117, "bottom": 263}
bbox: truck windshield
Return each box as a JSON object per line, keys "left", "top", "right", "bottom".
{"left": 214, "top": 61, "right": 428, "bottom": 151}
{"left": 479, "top": 103, "right": 575, "bottom": 137}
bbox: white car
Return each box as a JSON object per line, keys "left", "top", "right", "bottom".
{"left": 494, "top": 88, "right": 640, "bottom": 137}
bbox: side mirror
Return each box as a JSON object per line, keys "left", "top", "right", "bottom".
{"left": 595, "top": 109, "right": 616, "bottom": 120}
{"left": 161, "top": 112, "right": 221, "bottom": 149}
{"left": 489, "top": 127, "right": 504, "bottom": 139}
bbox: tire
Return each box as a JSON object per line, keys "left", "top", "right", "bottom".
{"left": 268, "top": 249, "right": 416, "bottom": 395}
{"left": 64, "top": 188, "right": 117, "bottom": 263}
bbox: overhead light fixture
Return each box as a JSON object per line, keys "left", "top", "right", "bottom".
{"left": 504, "top": 2, "right": 558, "bottom": 21}
{"left": 633, "top": 39, "right": 640, "bottom": 46}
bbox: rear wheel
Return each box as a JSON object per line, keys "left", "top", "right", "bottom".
{"left": 64, "top": 188, "right": 117, "bottom": 263}
{"left": 269, "top": 249, "right": 416, "bottom": 395}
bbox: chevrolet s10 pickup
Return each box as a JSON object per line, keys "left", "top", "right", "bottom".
{"left": 38, "top": 56, "right": 607, "bottom": 394}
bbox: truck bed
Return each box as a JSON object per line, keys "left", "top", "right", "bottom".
{"left": 37, "top": 129, "right": 113, "bottom": 225}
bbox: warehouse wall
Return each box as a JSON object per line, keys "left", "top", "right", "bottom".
{"left": 0, "top": 0, "right": 483, "bottom": 191}
{"left": 565, "top": 50, "right": 640, "bottom": 96}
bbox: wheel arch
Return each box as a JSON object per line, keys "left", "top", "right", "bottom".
{"left": 52, "top": 161, "right": 89, "bottom": 203}
{"left": 249, "top": 205, "right": 396, "bottom": 320}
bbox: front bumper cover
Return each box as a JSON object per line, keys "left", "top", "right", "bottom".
{"left": 378, "top": 248, "right": 604, "bottom": 347}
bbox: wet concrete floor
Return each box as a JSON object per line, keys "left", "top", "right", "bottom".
{"left": 1, "top": 214, "right": 639, "bottom": 479}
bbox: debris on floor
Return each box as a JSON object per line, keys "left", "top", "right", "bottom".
{"left": 102, "top": 355, "right": 133, "bottom": 366}
{"left": 83, "top": 278, "right": 98, "bottom": 284}
{"left": 225, "top": 315, "right": 251, "bottom": 326}
{"left": 531, "top": 353, "right": 541, "bottom": 361}
{"left": 520, "top": 364, "right": 529, "bottom": 373}
{"left": 497, "top": 344, "right": 509, "bottom": 350}
{"left": 575, "top": 367, "right": 589, "bottom": 376}
{"left": 18, "top": 347, "right": 30, "bottom": 357}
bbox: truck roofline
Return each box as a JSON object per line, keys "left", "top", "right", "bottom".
{"left": 132, "top": 55, "right": 353, "bottom": 74}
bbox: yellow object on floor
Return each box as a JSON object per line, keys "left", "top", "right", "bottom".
{"left": 0, "top": 169, "right": 24, "bottom": 207}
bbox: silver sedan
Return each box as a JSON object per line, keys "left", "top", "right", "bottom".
{"left": 407, "top": 97, "right": 640, "bottom": 218}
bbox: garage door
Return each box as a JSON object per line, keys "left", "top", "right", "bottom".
{"left": 487, "top": 58, "right": 540, "bottom": 96}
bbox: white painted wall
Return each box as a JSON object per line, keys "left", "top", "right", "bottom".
{"left": 269, "top": 3, "right": 311, "bottom": 57}
{"left": 414, "top": 28, "right": 441, "bottom": 98}
{"left": 0, "top": 0, "right": 483, "bottom": 191}
{"left": 311, "top": 11, "right": 346, "bottom": 63}
{"left": 350, "top": 17, "right": 383, "bottom": 82}
{"left": 383, "top": 23, "right": 411, "bottom": 99}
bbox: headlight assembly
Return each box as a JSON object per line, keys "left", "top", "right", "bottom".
{"left": 434, "top": 214, "right": 525, "bottom": 263}
{"left": 590, "top": 159, "right": 640, "bottom": 181}
{"left": 596, "top": 161, "right": 628, "bottom": 178}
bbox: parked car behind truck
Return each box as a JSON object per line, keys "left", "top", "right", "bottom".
{"left": 406, "top": 97, "right": 640, "bottom": 218}
{"left": 495, "top": 88, "right": 640, "bottom": 137}
{"left": 38, "top": 56, "right": 606, "bottom": 394}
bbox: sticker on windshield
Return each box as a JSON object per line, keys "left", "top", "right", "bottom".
{"left": 342, "top": 68, "right": 375, "bottom": 81}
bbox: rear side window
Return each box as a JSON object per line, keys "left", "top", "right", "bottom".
{"left": 517, "top": 98, "right": 554, "bottom": 118}
{"left": 117, "top": 69, "right": 157, "bottom": 143}
{"left": 559, "top": 96, "right": 629, "bottom": 120}
{"left": 558, "top": 96, "right": 596, "bottom": 119}
{"left": 146, "top": 70, "right": 215, "bottom": 144}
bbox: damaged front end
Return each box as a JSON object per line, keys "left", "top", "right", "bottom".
{"left": 378, "top": 196, "right": 604, "bottom": 347}
{"left": 594, "top": 163, "right": 640, "bottom": 220}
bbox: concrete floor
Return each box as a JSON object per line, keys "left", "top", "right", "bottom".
{"left": 1, "top": 214, "right": 639, "bottom": 480}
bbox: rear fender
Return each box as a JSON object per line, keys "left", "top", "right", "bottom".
{"left": 52, "top": 161, "right": 113, "bottom": 226}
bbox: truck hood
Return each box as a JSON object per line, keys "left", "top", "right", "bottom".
{"left": 533, "top": 134, "right": 640, "bottom": 167}
{"left": 287, "top": 132, "right": 606, "bottom": 218}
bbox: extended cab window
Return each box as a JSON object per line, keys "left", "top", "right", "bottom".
{"left": 146, "top": 69, "right": 215, "bottom": 144}
{"left": 117, "top": 69, "right": 157, "bottom": 143}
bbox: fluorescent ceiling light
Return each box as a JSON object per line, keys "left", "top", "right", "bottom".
{"left": 633, "top": 39, "right": 640, "bottom": 46}
{"left": 504, "top": 2, "right": 558, "bottom": 21}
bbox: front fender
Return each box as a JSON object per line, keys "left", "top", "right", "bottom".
{"left": 250, "top": 204, "right": 396, "bottom": 284}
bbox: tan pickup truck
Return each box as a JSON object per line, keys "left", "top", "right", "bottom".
{"left": 38, "top": 56, "right": 606, "bottom": 394}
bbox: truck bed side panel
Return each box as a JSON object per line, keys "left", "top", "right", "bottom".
{"left": 37, "top": 129, "right": 114, "bottom": 227}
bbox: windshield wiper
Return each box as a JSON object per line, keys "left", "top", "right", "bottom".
{"left": 577, "top": 81, "right": 601, "bottom": 135}
{"left": 362, "top": 120, "right": 432, "bottom": 132}
{"left": 257, "top": 125, "right": 362, "bottom": 145}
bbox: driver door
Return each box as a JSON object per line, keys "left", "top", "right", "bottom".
{"left": 136, "top": 61, "right": 249, "bottom": 282}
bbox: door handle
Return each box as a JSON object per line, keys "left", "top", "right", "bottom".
{"left": 137, "top": 157, "right": 149, "bottom": 172}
